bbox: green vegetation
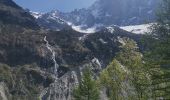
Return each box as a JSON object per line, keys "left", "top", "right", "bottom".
{"left": 99, "top": 38, "right": 151, "bottom": 100}
{"left": 97, "top": 0, "right": 170, "bottom": 99}
{"left": 0, "top": 64, "right": 13, "bottom": 87}
{"left": 100, "top": 59, "right": 128, "bottom": 100}
{"left": 73, "top": 68, "right": 100, "bottom": 100}
{"left": 116, "top": 38, "right": 151, "bottom": 99}
{"left": 73, "top": 38, "right": 151, "bottom": 100}
{"left": 0, "top": 0, "right": 170, "bottom": 100}
{"left": 0, "top": 63, "right": 53, "bottom": 100}
{"left": 143, "top": 0, "right": 170, "bottom": 99}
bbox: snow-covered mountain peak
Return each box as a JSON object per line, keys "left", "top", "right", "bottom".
{"left": 30, "top": 11, "right": 43, "bottom": 19}
{"left": 106, "top": 26, "right": 115, "bottom": 34}
{"left": 50, "top": 10, "right": 61, "bottom": 16}
{"left": 31, "top": 0, "right": 160, "bottom": 34}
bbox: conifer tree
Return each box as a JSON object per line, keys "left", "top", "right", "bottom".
{"left": 100, "top": 38, "right": 151, "bottom": 100}
{"left": 143, "top": 0, "right": 170, "bottom": 99}
{"left": 73, "top": 68, "right": 100, "bottom": 100}
{"left": 116, "top": 38, "right": 151, "bottom": 99}
{"left": 100, "top": 59, "right": 127, "bottom": 100}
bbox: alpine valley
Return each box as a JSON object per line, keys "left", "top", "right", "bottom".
{"left": 0, "top": 0, "right": 162, "bottom": 100}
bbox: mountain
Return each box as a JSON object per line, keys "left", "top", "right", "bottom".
{"left": 0, "top": 0, "right": 39, "bottom": 29}
{"left": 0, "top": 0, "right": 54, "bottom": 99}
{"left": 0, "top": 0, "right": 45, "bottom": 66}
{"left": 39, "top": 26, "right": 143, "bottom": 100}
{"left": 33, "top": 10, "right": 71, "bottom": 31}
{"left": 0, "top": 0, "right": 149, "bottom": 100}
{"left": 88, "top": 0, "right": 159, "bottom": 25}
{"left": 33, "top": 0, "right": 160, "bottom": 31}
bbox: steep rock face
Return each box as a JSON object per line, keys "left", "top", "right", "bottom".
{"left": 0, "top": 82, "right": 11, "bottom": 100}
{"left": 40, "top": 70, "right": 79, "bottom": 100}
{"left": 40, "top": 62, "right": 102, "bottom": 100}
{"left": 89, "top": 0, "right": 160, "bottom": 25}
{"left": 83, "top": 26, "right": 141, "bottom": 66}
{"left": 35, "top": 0, "right": 160, "bottom": 30}
{"left": 35, "top": 11, "right": 70, "bottom": 31}
{"left": 0, "top": 63, "right": 54, "bottom": 100}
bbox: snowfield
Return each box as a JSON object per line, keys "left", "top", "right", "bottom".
{"left": 71, "top": 25, "right": 97, "bottom": 33}
{"left": 120, "top": 23, "right": 153, "bottom": 34}
{"left": 30, "top": 11, "right": 154, "bottom": 35}
{"left": 67, "top": 22, "right": 102, "bottom": 34}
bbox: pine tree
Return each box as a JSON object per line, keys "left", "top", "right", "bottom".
{"left": 143, "top": 0, "right": 170, "bottom": 99}
{"left": 116, "top": 38, "right": 151, "bottom": 99}
{"left": 100, "top": 38, "right": 151, "bottom": 100}
{"left": 100, "top": 59, "right": 127, "bottom": 100}
{"left": 73, "top": 68, "right": 100, "bottom": 100}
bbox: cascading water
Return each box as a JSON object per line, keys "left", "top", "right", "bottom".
{"left": 44, "top": 36, "right": 59, "bottom": 81}
{"left": 43, "top": 36, "right": 59, "bottom": 100}
{"left": 41, "top": 36, "right": 79, "bottom": 100}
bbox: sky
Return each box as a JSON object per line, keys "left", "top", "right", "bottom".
{"left": 13, "top": 0, "right": 96, "bottom": 13}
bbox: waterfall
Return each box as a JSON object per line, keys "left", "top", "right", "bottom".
{"left": 42, "top": 36, "right": 78, "bottom": 100}
{"left": 44, "top": 36, "right": 59, "bottom": 81}
{"left": 44, "top": 36, "right": 59, "bottom": 100}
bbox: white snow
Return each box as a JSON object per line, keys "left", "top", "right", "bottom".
{"left": 67, "top": 23, "right": 101, "bottom": 34}
{"left": 120, "top": 23, "right": 153, "bottom": 34}
{"left": 72, "top": 25, "right": 97, "bottom": 33}
{"left": 99, "top": 38, "right": 107, "bottom": 44}
{"left": 30, "top": 11, "right": 43, "bottom": 19}
{"left": 47, "top": 14, "right": 66, "bottom": 24}
{"left": 106, "top": 26, "right": 115, "bottom": 34}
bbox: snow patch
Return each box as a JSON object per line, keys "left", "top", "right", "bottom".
{"left": 106, "top": 27, "right": 115, "bottom": 34}
{"left": 99, "top": 38, "right": 107, "bottom": 44}
{"left": 47, "top": 15, "right": 66, "bottom": 24}
{"left": 120, "top": 23, "right": 153, "bottom": 34}
{"left": 72, "top": 25, "right": 97, "bottom": 33}
{"left": 30, "top": 11, "right": 43, "bottom": 19}
{"left": 67, "top": 22, "right": 101, "bottom": 33}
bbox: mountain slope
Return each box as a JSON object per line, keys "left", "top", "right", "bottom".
{"left": 0, "top": 0, "right": 46, "bottom": 66}
{"left": 34, "top": 0, "right": 160, "bottom": 31}
{"left": 120, "top": 23, "right": 153, "bottom": 34}
{"left": 35, "top": 11, "right": 70, "bottom": 31}
{"left": 89, "top": 0, "right": 159, "bottom": 25}
{"left": 0, "top": 0, "right": 39, "bottom": 29}
{"left": 0, "top": 0, "right": 54, "bottom": 99}
{"left": 0, "top": 0, "right": 146, "bottom": 100}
